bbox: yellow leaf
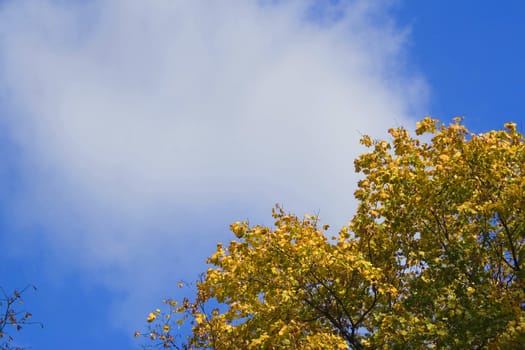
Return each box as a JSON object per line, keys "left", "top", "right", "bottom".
{"left": 147, "top": 312, "right": 156, "bottom": 323}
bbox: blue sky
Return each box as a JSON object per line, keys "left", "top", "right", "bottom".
{"left": 1, "top": 1, "right": 524, "bottom": 349}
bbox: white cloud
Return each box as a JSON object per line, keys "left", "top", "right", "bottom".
{"left": 0, "top": 0, "right": 427, "bottom": 330}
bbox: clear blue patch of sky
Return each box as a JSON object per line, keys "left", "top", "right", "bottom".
{"left": 392, "top": 0, "right": 525, "bottom": 132}
{"left": 0, "top": 257, "right": 130, "bottom": 349}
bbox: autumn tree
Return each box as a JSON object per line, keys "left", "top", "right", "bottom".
{"left": 0, "top": 285, "right": 38, "bottom": 350}
{"left": 138, "top": 117, "right": 525, "bottom": 349}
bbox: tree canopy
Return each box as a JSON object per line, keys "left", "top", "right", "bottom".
{"left": 138, "top": 117, "right": 525, "bottom": 349}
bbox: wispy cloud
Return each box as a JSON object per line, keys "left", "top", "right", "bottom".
{"left": 0, "top": 0, "right": 426, "bottom": 330}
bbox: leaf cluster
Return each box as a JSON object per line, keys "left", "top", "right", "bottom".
{"left": 139, "top": 117, "right": 525, "bottom": 349}
{"left": 0, "top": 285, "right": 39, "bottom": 350}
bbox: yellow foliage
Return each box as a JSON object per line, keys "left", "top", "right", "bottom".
{"left": 138, "top": 117, "right": 525, "bottom": 349}
{"left": 146, "top": 312, "right": 156, "bottom": 323}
